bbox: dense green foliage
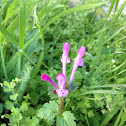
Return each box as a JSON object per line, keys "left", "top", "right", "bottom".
{"left": 0, "top": 0, "right": 126, "bottom": 125}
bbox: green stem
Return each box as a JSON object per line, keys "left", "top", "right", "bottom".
{"left": 12, "top": 87, "right": 18, "bottom": 105}
{"left": 85, "top": 113, "right": 89, "bottom": 126}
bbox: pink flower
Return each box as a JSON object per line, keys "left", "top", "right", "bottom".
{"left": 61, "top": 42, "right": 71, "bottom": 79}
{"left": 69, "top": 46, "right": 86, "bottom": 83}
{"left": 41, "top": 73, "right": 69, "bottom": 97}
{"left": 56, "top": 73, "right": 69, "bottom": 97}
{"left": 41, "top": 74, "right": 57, "bottom": 89}
{"left": 41, "top": 43, "right": 86, "bottom": 98}
{"left": 56, "top": 88, "right": 69, "bottom": 97}
{"left": 56, "top": 73, "right": 65, "bottom": 89}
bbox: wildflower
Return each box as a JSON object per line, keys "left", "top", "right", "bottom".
{"left": 112, "top": 59, "right": 116, "bottom": 63}
{"left": 41, "top": 73, "right": 69, "bottom": 97}
{"left": 56, "top": 73, "right": 69, "bottom": 97}
{"left": 41, "top": 42, "right": 86, "bottom": 98}
{"left": 69, "top": 46, "right": 86, "bottom": 83}
{"left": 41, "top": 74, "right": 57, "bottom": 89}
{"left": 61, "top": 42, "right": 71, "bottom": 79}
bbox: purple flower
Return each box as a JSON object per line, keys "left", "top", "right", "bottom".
{"left": 41, "top": 73, "right": 69, "bottom": 97}
{"left": 56, "top": 88, "right": 69, "bottom": 97}
{"left": 69, "top": 46, "right": 86, "bottom": 83}
{"left": 41, "top": 43, "right": 86, "bottom": 98}
{"left": 56, "top": 73, "right": 65, "bottom": 89}
{"left": 56, "top": 73, "right": 69, "bottom": 97}
{"left": 41, "top": 74, "right": 57, "bottom": 89}
{"left": 61, "top": 42, "right": 71, "bottom": 79}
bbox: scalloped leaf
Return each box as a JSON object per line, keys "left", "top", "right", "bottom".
{"left": 37, "top": 101, "right": 59, "bottom": 121}
{"left": 56, "top": 111, "right": 76, "bottom": 126}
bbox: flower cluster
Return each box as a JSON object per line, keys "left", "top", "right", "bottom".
{"left": 41, "top": 42, "right": 86, "bottom": 97}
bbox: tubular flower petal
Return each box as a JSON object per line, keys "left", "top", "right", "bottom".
{"left": 69, "top": 46, "right": 86, "bottom": 83}
{"left": 56, "top": 88, "right": 69, "bottom": 97}
{"left": 61, "top": 42, "right": 71, "bottom": 78}
{"left": 75, "top": 57, "right": 84, "bottom": 67}
{"left": 56, "top": 73, "right": 65, "bottom": 89}
{"left": 63, "top": 42, "right": 70, "bottom": 54}
{"left": 41, "top": 74, "right": 57, "bottom": 89}
{"left": 77, "top": 46, "right": 86, "bottom": 58}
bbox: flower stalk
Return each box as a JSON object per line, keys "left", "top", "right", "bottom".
{"left": 59, "top": 98, "right": 64, "bottom": 114}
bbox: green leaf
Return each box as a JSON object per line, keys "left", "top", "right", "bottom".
{"left": 48, "top": 86, "right": 58, "bottom": 99}
{"left": 31, "top": 116, "right": 39, "bottom": 126}
{"left": 24, "top": 107, "right": 35, "bottom": 117}
{"left": 20, "top": 101, "right": 28, "bottom": 112}
{"left": 88, "top": 110, "right": 94, "bottom": 118}
{"left": 5, "top": 101, "right": 14, "bottom": 110}
{"left": 1, "top": 124, "right": 6, "bottom": 126}
{"left": 18, "top": 62, "right": 32, "bottom": 101}
{"left": 29, "top": 91, "right": 40, "bottom": 105}
{"left": 10, "top": 93, "right": 18, "bottom": 101}
{"left": 74, "top": 71, "right": 82, "bottom": 80}
{"left": 37, "top": 101, "right": 59, "bottom": 121}
{"left": 56, "top": 111, "right": 76, "bottom": 126}
{"left": 22, "top": 116, "right": 39, "bottom": 126}
{"left": 0, "top": 103, "right": 3, "bottom": 115}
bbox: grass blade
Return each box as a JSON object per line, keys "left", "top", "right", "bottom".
{"left": 0, "top": 32, "right": 8, "bottom": 79}
{"left": 3, "top": 0, "right": 18, "bottom": 27}
{"left": 86, "top": 27, "right": 107, "bottom": 45}
{"left": 108, "top": 0, "right": 116, "bottom": 17}
{"left": 111, "top": 60, "right": 126, "bottom": 73}
{"left": 38, "top": 5, "right": 64, "bottom": 19}
{"left": 31, "top": 5, "right": 45, "bottom": 78}
{"left": 119, "top": 110, "right": 126, "bottom": 126}
{"left": 6, "top": 32, "right": 39, "bottom": 72}
{"left": 88, "top": 84, "right": 126, "bottom": 89}
{"left": 19, "top": 0, "right": 25, "bottom": 48}
{"left": 43, "top": 2, "right": 106, "bottom": 30}
{"left": 6, "top": 52, "right": 19, "bottom": 72}
{"left": 6, "top": 0, "right": 39, "bottom": 34}
{"left": 105, "top": 26, "right": 125, "bottom": 44}
{"left": 114, "top": 108, "right": 123, "bottom": 126}
{"left": 0, "top": 23, "right": 35, "bottom": 66}
{"left": 117, "top": 69, "right": 126, "bottom": 75}
{"left": 16, "top": 0, "right": 25, "bottom": 77}
{"left": 100, "top": 106, "right": 120, "bottom": 126}
{"left": 78, "top": 90, "right": 124, "bottom": 96}
{"left": 114, "top": 1, "right": 126, "bottom": 21}
{"left": 114, "top": 0, "right": 120, "bottom": 14}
